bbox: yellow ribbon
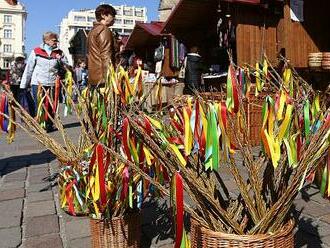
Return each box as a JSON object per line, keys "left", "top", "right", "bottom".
{"left": 169, "top": 144, "right": 186, "bottom": 167}
{"left": 183, "top": 108, "right": 193, "bottom": 156}
{"left": 278, "top": 104, "right": 294, "bottom": 143}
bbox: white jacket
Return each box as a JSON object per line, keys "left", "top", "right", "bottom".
{"left": 20, "top": 44, "right": 67, "bottom": 89}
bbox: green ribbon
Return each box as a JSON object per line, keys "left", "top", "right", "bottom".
{"left": 304, "top": 100, "right": 311, "bottom": 139}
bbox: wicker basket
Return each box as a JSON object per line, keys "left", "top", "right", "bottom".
{"left": 90, "top": 213, "right": 141, "bottom": 248}
{"left": 243, "top": 88, "right": 270, "bottom": 146}
{"left": 190, "top": 219, "right": 294, "bottom": 248}
{"left": 200, "top": 89, "right": 270, "bottom": 147}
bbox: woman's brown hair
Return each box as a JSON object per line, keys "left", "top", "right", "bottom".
{"left": 95, "top": 4, "right": 116, "bottom": 22}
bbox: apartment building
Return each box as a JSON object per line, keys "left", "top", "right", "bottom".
{"left": 0, "top": 0, "right": 27, "bottom": 70}
{"left": 59, "top": 5, "right": 147, "bottom": 65}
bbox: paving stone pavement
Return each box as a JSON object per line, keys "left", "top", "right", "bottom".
{"left": 0, "top": 107, "right": 329, "bottom": 248}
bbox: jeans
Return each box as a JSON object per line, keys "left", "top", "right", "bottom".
{"left": 31, "top": 85, "right": 55, "bottom": 128}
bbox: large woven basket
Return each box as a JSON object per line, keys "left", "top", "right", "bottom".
{"left": 243, "top": 88, "right": 270, "bottom": 147}
{"left": 90, "top": 213, "right": 141, "bottom": 248}
{"left": 199, "top": 88, "right": 271, "bottom": 147}
{"left": 190, "top": 219, "right": 294, "bottom": 248}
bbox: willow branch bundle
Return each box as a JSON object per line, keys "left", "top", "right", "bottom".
{"left": 226, "top": 104, "right": 267, "bottom": 223}
{"left": 40, "top": 86, "right": 79, "bottom": 156}
{"left": 3, "top": 91, "right": 79, "bottom": 164}
{"left": 126, "top": 113, "right": 245, "bottom": 234}
{"left": 249, "top": 117, "right": 329, "bottom": 234}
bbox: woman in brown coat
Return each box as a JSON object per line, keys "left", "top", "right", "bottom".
{"left": 87, "top": 4, "right": 116, "bottom": 86}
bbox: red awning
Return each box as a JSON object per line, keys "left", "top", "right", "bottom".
{"left": 5, "top": 0, "right": 18, "bottom": 5}
{"left": 125, "top": 22, "right": 165, "bottom": 50}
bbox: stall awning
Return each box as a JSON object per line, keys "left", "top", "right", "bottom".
{"left": 125, "top": 22, "right": 165, "bottom": 50}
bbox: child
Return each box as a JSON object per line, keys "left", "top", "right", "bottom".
{"left": 74, "top": 59, "right": 88, "bottom": 92}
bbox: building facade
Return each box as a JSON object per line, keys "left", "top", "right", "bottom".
{"left": 59, "top": 5, "right": 147, "bottom": 65}
{"left": 0, "top": 0, "right": 26, "bottom": 71}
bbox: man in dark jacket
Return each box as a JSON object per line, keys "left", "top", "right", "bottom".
{"left": 184, "top": 46, "right": 204, "bottom": 95}
{"left": 87, "top": 4, "right": 116, "bottom": 86}
{"left": 9, "top": 56, "right": 25, "bottom": 101}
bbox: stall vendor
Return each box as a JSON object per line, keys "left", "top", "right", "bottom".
{"left": 184, "top": 46, "right": 204, "bottom": 94}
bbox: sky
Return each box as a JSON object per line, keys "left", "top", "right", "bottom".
{"left": 22, "top": 0, "right": 159, "bottom": 54}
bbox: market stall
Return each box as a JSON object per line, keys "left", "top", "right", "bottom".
{"left": 161, "top": 0, "right": 330, "bottom": 90}
{"left": 125, "top": 22, "right": 185, "bottom": 110}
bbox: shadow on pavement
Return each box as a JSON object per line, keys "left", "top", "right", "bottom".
{"left": 294, "top": 206, "right": 323, "bottom": 247}
{"left": 0, "top": 150, "right": 56, "bottom": 176}
{"left": 295, "top": 218, "right": 323, "bottom": 248}
{"left": 63, "top": 121, "right": 81, "bottom": 129}
{"left": 141, "top": 198, "right": 174, "bottom": 247}
{"left": 300, "top": 184, "right": 320, "bottom": 202}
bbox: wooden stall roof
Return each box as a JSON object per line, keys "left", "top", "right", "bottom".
{"left": 125, "top": 22, "right": 165, "bottom": 50}
{"left": 162, "top": 0, "right": 264, "bottom": 34}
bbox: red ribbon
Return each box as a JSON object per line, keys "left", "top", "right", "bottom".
{"left": 122, "top": 118, "right": 131, "bottom": 161}
{"left": 89, "top": 146, "right": 97, "bottom": 173}
{"left": 194, "top": 100, "right": 200, "bottom": 142}
{"left": 162, "top": 165, "right": 170, "bottom": 183}
{"left": 120, "top": 166, "right": 129, "bottom": 200}
{"left": 221, "top": 102, "right": 227, "bottom": 128}
{"left": 231, "top": 66, "right": 240, "bottom": 114}
{"left": 54, "top": 76, "right": 60, "bottom": 112}
{"left": 171, "top": 119, "right": 184, "bottom": 133}
{"left": 0, "top": 93, "right": 6, "bottom": 131}
{"left": 65, "top": 180, "right": 75, "bottom": 216}
{"left": 44, "top": 94, "right": 49, "bottom": 121}
{"left": 138, "top": 143, "right": 145, "bottom": 168}
{"left": 199, "top": 129, "right": 206, "bottom": 158}
{"left": 168, "top": 137, "right": 184, "bottom": 145}
{"left": 144, "top": 116, "right": 152, "bottom": 134}
{"left": 97, "top": 144, "right": 107, "bottom": 208}
{"left": 174, "top": 172, "right": 184, "bottom": 248}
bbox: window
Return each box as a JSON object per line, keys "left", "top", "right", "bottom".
{"left": 4, "top": 59, "right": 11, "bottom": 69}
{"left": 87, "top": 16, "right": 95, "bottom": 22}
{"left": 135, "top": 10, "right": 144, "bottom": 17}
{"left": 113, "top": 28, "right": 123, "bottom": 34}
{"left": 74, "top": 16, "right": 86, "bottom": 22}
{"left": 123, "top": 9, "right": 133, "bottom": 16}
{"left": 124, "top": 19, "right": 133, "bottom": 25}
{"left": 114, "top": 7, "right": 122, "bottom": 15}
{"left": 4, "top": 29, "right": 12, "bottom": 39}
{"left": 123, "top": 29, "right": 133, "bottom": 34}
{"left": 115, "top": 19, "right": 122, "bottom": 25}
{"left": 4, "top": 15, "right": 12, "bottom": 23}
{"left": 3, "top": 44, "right": 12, "bottom": 53}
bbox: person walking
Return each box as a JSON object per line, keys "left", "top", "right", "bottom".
{"left": 87, "top": 4, "right": 117, "bottom": 86}
{"left": 9, "top": 56, "right": 26, "bottom": 101}
{"left": 20, "top": 31, "right": 67, "bottom": 132}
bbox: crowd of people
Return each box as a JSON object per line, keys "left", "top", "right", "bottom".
{"left": 1, "top": 3, "right": 205, "bottom": 132}
{"left": 0, "top": 4, "right": 123, "bottom": 132}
